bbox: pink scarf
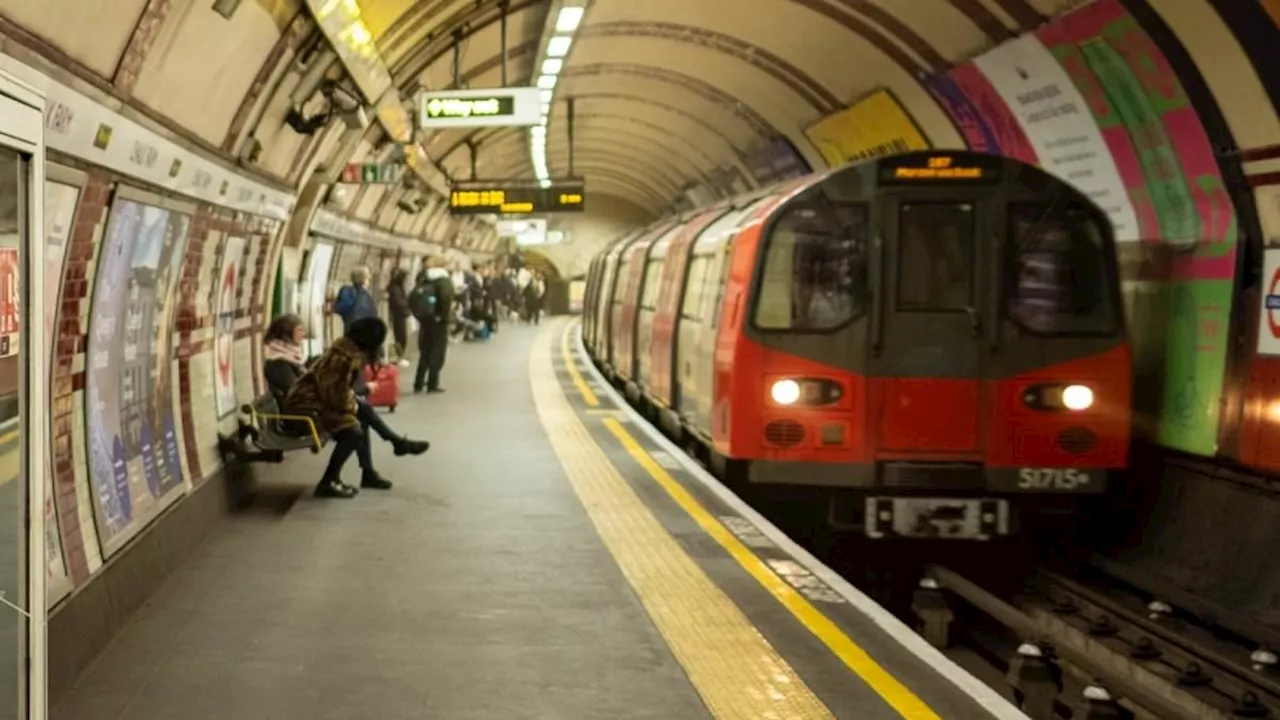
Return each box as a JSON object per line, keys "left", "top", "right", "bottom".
{"left": 264, "top": 339, "right": 305, "bottom": 365}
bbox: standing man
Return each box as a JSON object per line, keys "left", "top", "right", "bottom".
{"left": 333, "top": 266, "right": 379, "bottom": 331}
{"left": 410, "top": 255, "right": 455, "bottom": 394}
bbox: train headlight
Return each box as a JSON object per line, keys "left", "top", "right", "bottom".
{"left": 770, "top": 379, "right": 801, "bottom": 405}
{"left": 1061, "top": 384, "right": 1094, "bottom": 411}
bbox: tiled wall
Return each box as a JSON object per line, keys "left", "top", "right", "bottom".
{"left": 48, "top": 170, "right": 285, "bottom": 603}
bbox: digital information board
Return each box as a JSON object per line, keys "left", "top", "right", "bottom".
{"left": 448, "top": 183, "right": 586, "bottom": 215}
{"left": 877, "top": 153, "right": 1003, "bottom": 184}
{"left": 418, "top": 87, "right": 542, "bottom": 128}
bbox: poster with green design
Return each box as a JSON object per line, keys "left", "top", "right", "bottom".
{"left": 1037, "top": 0, "right": 1238, "bottom": 456}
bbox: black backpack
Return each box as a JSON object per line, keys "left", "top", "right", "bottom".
{"left": 409, "top": 280, "right": 439, "bottom": 322}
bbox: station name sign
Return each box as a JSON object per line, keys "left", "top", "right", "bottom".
{"left": 878, "top": 154, "right": 1002, "bottom": 184}
{"left": 448, "top": 182, "right": 586, "bottom": 215}
{"left": 418, "top": 87, "right": 542, "bottom": 128}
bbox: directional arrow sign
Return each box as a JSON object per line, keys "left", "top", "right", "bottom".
{"left": 418, "top": 87, "right": 541, "bottom": 128}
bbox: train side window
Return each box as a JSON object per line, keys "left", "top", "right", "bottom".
{"left": 1005, "top": 201, "right": 1116, "bottom": 335}
{"left": 682, "top": 256, "right": 709, "bottom": 321}
{"left": 640, "top": 258, "right": 662, "bottom": 310}
{"left": 896, "top": 202, "right": 975, "bottom": 312}
{"left": 755, "top": 200, "right": 868, "bottom": 330}
{"left": 709, "top": 248, "right": 733, "bottom": 329}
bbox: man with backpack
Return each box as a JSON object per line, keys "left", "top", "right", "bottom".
{"left": 410, "top": 256, "right": 455, "bottom": 394}
{"left": 332, "top": 267, "right": 379, "bottom": 331}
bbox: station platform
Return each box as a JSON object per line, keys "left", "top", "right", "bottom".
{"left": 52, "top": 319, "right": 1025, "bottom": 720}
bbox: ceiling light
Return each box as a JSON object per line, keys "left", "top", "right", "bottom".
{"left": 541, "top": 58, "right": 563, "bottom": 75}
{"left": 541, "top": 102, "right": 550, "bottom": 115}
{"left": 546, "top": 35, "right": 572, "bottom": 57}
{"left": 537, "top": 74, "right": 557, "bottom": 89}
{"left": 555, "top": 6, "right": 584, "bottom": 32}
{"left": 540, "top": 89, "right": 553, "bottom": 103}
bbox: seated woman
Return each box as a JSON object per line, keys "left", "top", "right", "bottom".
{"left": 263, "top": 315, "right": 427, "bottom": 498}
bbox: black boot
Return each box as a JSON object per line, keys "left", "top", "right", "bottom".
{"left": 393, "top": 438, "right": 430, "bottom": 456}
{"left": 361, "top": 473, "right": 393, "bottom": 490}
{"left": 315, "top": 476, "right": 358, "bottom": 499}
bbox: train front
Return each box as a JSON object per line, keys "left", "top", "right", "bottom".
{"left": 726, "top": 152, "right": 1132, "bottom": 540}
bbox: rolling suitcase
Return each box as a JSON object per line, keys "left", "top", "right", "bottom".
{"left": 362, "top": 362, "right": 401, "bottom": 412}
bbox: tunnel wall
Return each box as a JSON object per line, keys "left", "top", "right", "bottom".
{"left": 0, "top": 46, "right": 436, "bottom": 697}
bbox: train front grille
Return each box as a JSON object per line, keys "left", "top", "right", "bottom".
{"left": 763, "top": 419, "right": 805, "bottom": 448}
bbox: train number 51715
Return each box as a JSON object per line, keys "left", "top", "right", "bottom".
{"left": 1017, "top": 468, "right": 1091, "bottom": 490}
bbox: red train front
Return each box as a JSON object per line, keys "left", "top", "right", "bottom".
{"left": 584, "top": 151, "right": 1132, "bottom": 540}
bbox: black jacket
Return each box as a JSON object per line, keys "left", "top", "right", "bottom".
{"left": 388, "top": 273, "right": 410, "bottom": 319}
{"left": 264, "top": 358, "right": 307, "bottom": 403}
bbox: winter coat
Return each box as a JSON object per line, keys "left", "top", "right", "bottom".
{"left": 282, "top": 337, "right": 364, "bottom": 434}
{"left": 388, "top": 271, "right": 411, "bottom": 319}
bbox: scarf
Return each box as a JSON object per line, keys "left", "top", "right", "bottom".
{"left": 264, "top": 339, "right": 305, "bottom": 365}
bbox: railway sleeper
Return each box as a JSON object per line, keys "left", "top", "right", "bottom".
{"left": 927, "top": 565, "right": 1256, "bottom": 720}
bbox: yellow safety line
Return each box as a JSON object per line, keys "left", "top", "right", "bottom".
{"left": 532, "top": 322, "right": 834, "bottom": 720}
{"left": 561, "top": 321, "right": 943, "bottom": 720}
{"left": 560, "top": 321, "right": 598, "bottom": 407}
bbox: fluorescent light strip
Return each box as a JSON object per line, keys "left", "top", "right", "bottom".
{"left": 531, "top": 5, "right": 586, "bottom": 188}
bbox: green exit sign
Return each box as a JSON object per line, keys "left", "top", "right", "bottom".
{"left": 341, "top": 163, "right": 403, "bottom": 184}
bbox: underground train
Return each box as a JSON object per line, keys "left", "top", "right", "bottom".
{"left": 583, "top": 151, "right": 1133, "bottom": 540}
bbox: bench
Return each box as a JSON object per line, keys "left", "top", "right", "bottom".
{"left": 217, "top": 392, "right": 330, "bottom": 464}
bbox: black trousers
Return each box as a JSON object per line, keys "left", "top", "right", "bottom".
{"left": 391, "top": 315, "right": 408, "bottom": 358}
{"left": 322, "top": 425, "right": 373, "bottom": 482}
{"left": 414, "top": 321, "right": 449, "bottom": 391}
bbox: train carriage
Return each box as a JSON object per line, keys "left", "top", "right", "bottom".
{"left": 586, "top": 151, "right": 1132, "bottom": 540}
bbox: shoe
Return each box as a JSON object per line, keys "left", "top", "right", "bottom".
{"left": 315, "top": 477, "right": 358, "bottom": 499}
{"left": 427, "top": 387, "right": 446, "bottom": 394}
{"left": 393, "top": 438, "right": 430, "bottom": 456}
{"left": 361, "top": 474, "right": 393, "bottom": 490}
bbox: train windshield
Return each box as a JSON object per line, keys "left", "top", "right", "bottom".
{"left": 755, "top": 197, "right": 869, "bottom": 331}
{"left": 1005, "top": 200, "right": 1117, "bottom": 335}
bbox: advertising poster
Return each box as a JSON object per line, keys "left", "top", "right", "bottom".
{"left": 85, "top": 199, "right": 190, "bottom": 556}
{"left": 0, "top": 248, "right": 16, "bottom": 358}
{"left": 933, "top": 63, "right": 1037, "bottom": 162}
{"left": 43, "top": 180, "right": 78, "bottom": 602}
{"left": 970, "top": 34, "right": 1140, "bottom": 242}
{"left": 302, "top": 242, "right": 334, "bottom": 358}
{"left": 213, "top": 236, "right": 245, "bottom": 418}
{"left": 803, "top": 89, "right": 930, "bottom": 168}
{"left": 1054, "top": 0, "right": 1237, "bottom": 454}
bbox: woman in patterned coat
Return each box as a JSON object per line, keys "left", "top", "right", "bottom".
{"left": 285, "top": 316, "right": 395, "bottom": 498}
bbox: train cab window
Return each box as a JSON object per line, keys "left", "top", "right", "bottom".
{"left": 897, "top": 203, "right": 975, "bottom": 312}
{"left": 1005, "top": 201, "right": 1116, "bottom": 335}
{"left": 755, "top": 199, "right": 868, "bottom": 331}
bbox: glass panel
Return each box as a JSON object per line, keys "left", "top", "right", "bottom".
{"left": 639, "top": 259, "right": 662, "bottom": 310}
{"left": 897, "top": 202, "right": 974, "bottom": 312}
{"left": 1005, "top": 201, "right": 1117, "bottom": 335}
{"left": 755, "top": 200, "right": 869, "bottom": 330}
{"left": 681, "top": 256, "right": 708, "bottom": 320}
{"left": 0, "top": 145, "right": 26, "bottom": 720}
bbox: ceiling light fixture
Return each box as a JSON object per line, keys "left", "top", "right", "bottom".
{"left": 530, "top": 3, "right": 587, "bottom": 185}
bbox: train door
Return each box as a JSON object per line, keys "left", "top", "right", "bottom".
{"left": 0, "top": 67, "right": 48, "bottom": 720}
{"left": 872, "top": 196, "right": 991, "bottom": 456}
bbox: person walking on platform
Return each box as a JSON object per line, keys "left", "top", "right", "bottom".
{"left": 386, "top": 267, "right": 412, "bottom": 367}
{"left": 283, "top": 317, "right": 422, "bottom": 498}
{"left": 523, "top": 274, "right": 545, "bottom": 325}
{"left": 332, "top": 266, "right": 379, "bottom": 331}
{"left": 411, "top": 255, "right": 455, "bottom": 394}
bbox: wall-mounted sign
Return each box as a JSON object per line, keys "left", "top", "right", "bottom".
{"left": 340, "top": 162, "right": 404, "bottom": 184}
{"left": 448, "top": 182, "right": 586, "bottom": 215}
{"left": 418, "top": 87, "right": 542, "bottom": 128}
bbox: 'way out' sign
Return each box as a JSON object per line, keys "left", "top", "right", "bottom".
{"left": 417, "top": 87, "right": 542, "bottom": 128}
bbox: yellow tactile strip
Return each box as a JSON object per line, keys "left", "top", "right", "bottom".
{"left": 531, "top": 325, "right": 835, "bottom": 719}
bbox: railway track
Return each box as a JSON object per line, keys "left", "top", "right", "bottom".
{"left": 914, "top": 558, "right": 1280, "bottom": 719}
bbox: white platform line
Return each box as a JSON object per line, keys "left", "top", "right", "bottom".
{"left": 572, "top": 326, "right": 1029, "bottom": 720}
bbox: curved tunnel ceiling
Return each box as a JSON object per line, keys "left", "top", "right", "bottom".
{"left": 345, "top": 0, "right": 1255, "bottom": 232}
